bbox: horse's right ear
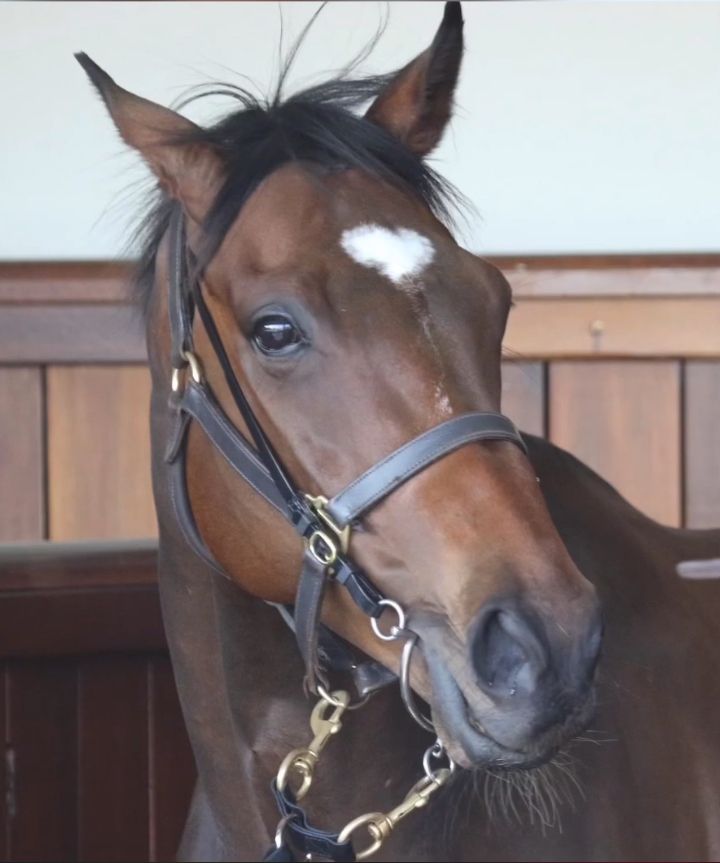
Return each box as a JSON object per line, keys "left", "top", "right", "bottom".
{"left": 75, "top": 53, "right": 222, "bottom": 223}
{"left": 366, "top": 1, "right": 464, "bottom": 156}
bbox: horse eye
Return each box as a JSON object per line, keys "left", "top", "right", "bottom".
{"left": 252, "top": 315, "right": 303, "bottom": 355}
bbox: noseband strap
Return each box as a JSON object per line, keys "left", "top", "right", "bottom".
{"left": 327, "top": 412, "right": 528, "bottom": 528}
{"left": 162, "top": 208, "right": 528, "bottom": 695}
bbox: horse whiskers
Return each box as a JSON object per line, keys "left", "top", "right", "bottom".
{"left": 439, "top": 747, "right": 588, "bottom": 837}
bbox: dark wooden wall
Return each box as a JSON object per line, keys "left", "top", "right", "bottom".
{"left": 1, "top": 255, "right": 719, "bottom": 862}
{"left": 0, "top": 543, "right": 196, "bottom": 863}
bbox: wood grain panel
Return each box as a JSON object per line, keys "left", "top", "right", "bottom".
{"left": 501, "top": 361, "right": 545, "bottom": 437}
{"left": 7, "top": 662, "right": 78, "bottom": 862}
{"left": 0, "top": 306, "right": 146, "bottom": 363}
{"left": 549, "top": 361, "right": 681, "bottom": 526}
{"left": 504, "top": 297, "right": 720, "bottom": 358}
{"left": 0, "top": 539, "right": 157, "bottom": 592}
{"left": 78, "top": 658, "right": 149, "bottom": 862}
{"left": 47, "top": 365, "right": 156, "bottom": 540}
{"left": 0, "top": 368, "right": 44, "bottom": 542}
{"left": 0, "top": 262, "right": 130, "bottom": 304}
{"left": 150, "top": 657, "right": 196, "bottom": 863}
{"left": 685, "top": 362, "right": 720, "bottom": 529}
{"left": 492, "top": 254, "right": 720, "bottom": 297}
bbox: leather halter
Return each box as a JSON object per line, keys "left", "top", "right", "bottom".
{"left": 163, "top": 208, "right": 528, "bottom": 695}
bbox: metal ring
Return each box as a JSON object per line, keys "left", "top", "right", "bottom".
{"left": 182, "top": 350, "right": 203, "bottom": 383}
{"left": 423, "top": 740, "right": 455, "bottom": 782}
{"left": 317, "top": 684, "right": 370, "bottom": 712}
{"left": 400, "top": 633, "right": 436, "bottom": 734}
{"left": 337, "top": 813, "right": 387, "bottom": 861}
{"left": 276, "top": 748, "right": 313, "bottom": 801}
{"left": 316, "top": 685, "right": 348, "bottom": 710}
{"left": 170, "top": 351, "right": 203, "bottom": 394}
{"left": 307, "top": 530, "right": 338, "bottom": 566}
{"left": 170, "top": 367, "right": 182, "bottom": 394}
{"left": 370, "top": 599, "right": 407, "bottom": 642}
{"left": 274, "top": 813, "right": 295, "bottom": 850}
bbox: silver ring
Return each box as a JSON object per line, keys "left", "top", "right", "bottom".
{"left": 423, "top": 740, "right": 455, "bottom": 782}
{"left": 370, "top": 599, "right": 407, "bottom": 642}
{"left": 317, "top": 683, "right": 370, "bottom": 712}
{"left": 400, "top": 632, "right": 436, "bottom": 733}
{"left": 274, "top": 813, "right": 295, "bottom": 849}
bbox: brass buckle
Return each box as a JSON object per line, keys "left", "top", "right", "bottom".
{"left": 171, "top": 350, "right": 203, "bottom": 393}
{"left": 304, "top": 494, "right": 351, "bottom": 555}
{"left": 307, "top": 529, "right": 338, "bottom": 567}
{"left": 276, "top": 690, "right": 350, "bottom": 801}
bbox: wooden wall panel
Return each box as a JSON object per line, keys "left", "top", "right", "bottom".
{"left": 7, "top": 662, "right": 78, "bottom": 862}
{"left": 501, "top": 361, "right": 545, "bottom": 437}
{"left": 549, "top": 361, "right": 681, "bottom": 526}
{"left": 149, "top": 657, "right": 196, "bottom": 863}
{"left": 78, "top": 658, "right": 149, "bottom": 863}
{"left": 0, "top": 587, "right": 165, "bottom": 659}
{"left": 0, "top": 368, "right": 44, "bottom": 541}
{"left": 504, "top": 296, "right": 720, "bottom": 358}
{"left": 685, "top": 361, "right": 720, "bottom": 529}
{"left": 0, "top": 307, "right": 145, "bottom": 364}
{"left": 47, "top": 365, "right": 156, "bottom": 540}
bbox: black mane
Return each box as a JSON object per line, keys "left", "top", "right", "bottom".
{"left": 131, "top": 68, "right": 464, "bottom": 319}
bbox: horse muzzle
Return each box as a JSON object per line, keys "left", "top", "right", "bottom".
{"left": 416, "top": 599, "right": 602, "bottom": 769}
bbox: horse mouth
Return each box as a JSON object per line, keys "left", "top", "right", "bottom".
{"left": 424, "top": 647, "right": 595, "bottom": 771}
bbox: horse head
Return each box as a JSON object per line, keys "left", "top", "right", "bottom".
{"left": 79, "top": 1, "right": 601, "bottom": 771}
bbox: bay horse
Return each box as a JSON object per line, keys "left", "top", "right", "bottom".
{"left": 78, "top": 3, "right": 720, "bottom": 860}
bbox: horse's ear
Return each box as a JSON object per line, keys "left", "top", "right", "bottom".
{"left": 75, "top": 53, "right": 222, "bottom": 223}
{"left": 366, "top": 1, "right": 464, "bottom": 156}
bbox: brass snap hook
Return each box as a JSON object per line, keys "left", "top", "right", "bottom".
{"left": 276, "top": 690, "right": 350, "bottom": 801}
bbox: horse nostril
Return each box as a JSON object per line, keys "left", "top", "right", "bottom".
{"left": 471, "top": 605, "right": 548, "bottom": 700}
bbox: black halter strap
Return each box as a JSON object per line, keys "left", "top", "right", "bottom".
{"left": 163, "top": 209, "right": 528, "bottom": 694}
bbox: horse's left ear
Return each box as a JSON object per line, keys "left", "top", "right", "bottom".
{"left": 75, "top": 52, "right": 223, "bottom": 225}
{"left": 366, "top": 1, "right": 464, "bottom": 156}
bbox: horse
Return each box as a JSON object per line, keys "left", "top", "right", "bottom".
{"left": 77, "top": 3, "right": 720, "bottom": 860}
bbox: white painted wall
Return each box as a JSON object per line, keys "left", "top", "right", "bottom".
{"left": 1, "top": 1, "right": 718, "bottom": 259}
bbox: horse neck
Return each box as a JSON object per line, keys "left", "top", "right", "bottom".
{"left": 145, "top": 282, "right": 433, "bottom": 857}
{"left": 156, "top": 524, "right": 434, "bottom": 857}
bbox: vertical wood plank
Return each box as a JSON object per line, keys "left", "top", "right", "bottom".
{"left": 0, "top": 665, "right": 6, "bottom": 863}
{"left": 685, "top": 361, "right": 720, "bottom": 528}
{"left": 149, "top": 657, "right": 196, "bottom": 863}
{"left": 501, "top": 361, "right": 545, "bottom": 437}
{"left": 0, "top": 368, "right": 44, "bottom": 541}
{"left": 78, "top": 657, "right": 149, "bottom": 863}
{"left": 47, "top": 365, "right": 157, "bottom": 540}
{"left": 6, "top": 662, "right": 78, "bottom": 862}
{"left": 549, "top": 361, "right": 681, "bottom": 525}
